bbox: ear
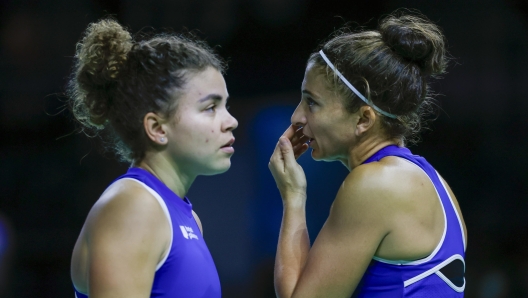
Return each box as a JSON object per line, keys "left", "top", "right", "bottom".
{"left": 354, "top": 106, "right": 377, "bottom": 136}
{"left": 143, "top": 112, "right": 168, "bottom": 145}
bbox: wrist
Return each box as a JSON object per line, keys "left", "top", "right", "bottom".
{"left": 281, "top": 191, "right": 306, "bottom": 208}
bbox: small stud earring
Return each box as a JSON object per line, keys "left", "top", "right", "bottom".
{"left": 160, "top": 137, "right": 166, "bottom": 143}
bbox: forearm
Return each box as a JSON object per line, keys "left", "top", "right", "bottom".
{"left": 274, "top": 199, "right": 310, "bottom": 298}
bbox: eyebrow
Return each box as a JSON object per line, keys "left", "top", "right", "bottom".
{"left": 198, "top": 94, "right": 228, "bottom": 103}
{"left": 301, "top": 89, "right": 319, "bottom": 99}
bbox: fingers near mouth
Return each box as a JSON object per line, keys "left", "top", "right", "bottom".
{"left": 292, "top": 132, "right": 309, "bottom": 144}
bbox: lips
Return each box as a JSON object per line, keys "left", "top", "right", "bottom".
{"left": 221, "top": 138, "right": 235, "bottom": 148}
{"left": 302, "top": 129, "right": 314, "bottom": 147}
{"left": 220, "top": 138, "right": 235, "bottom": 154}
{"left": 302, "top": 134, "right": 314, "bottom": 144}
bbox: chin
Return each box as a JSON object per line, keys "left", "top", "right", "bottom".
{"left": 310, "top": 149, "right": 336, "bottom": 162}
{"left": 310, "top": 149, "right": 324, "bottom": 161}
{"left": 203, "top": 160, "right": 232, "bottom": 176}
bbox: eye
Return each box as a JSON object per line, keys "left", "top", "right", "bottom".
{"left": 306, "top": 97, "right": 316, "bottom": 107}
{"left": 205, "top": 105, "right": 216, "bottom": 112}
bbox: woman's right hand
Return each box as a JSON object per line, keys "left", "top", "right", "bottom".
{"left": 268, "top": 125, "right": 310, "bottom": 204}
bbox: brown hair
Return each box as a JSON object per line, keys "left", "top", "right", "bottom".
{"left": 68, "top": 19, "right": 225, "bottom": 162}
{"left": 309, "top": 10, "right": 447, "bottom": 144}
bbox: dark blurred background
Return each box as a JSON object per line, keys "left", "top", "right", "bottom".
{"left": 1, "top": 0, "right": 527, "bottom": 297}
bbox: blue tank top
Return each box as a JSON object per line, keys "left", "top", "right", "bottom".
{"left": 353, "top": 145, "right": 466, "bottom": 297}
{"left": 74, "top": 167, "right": 221, "bottom": 298}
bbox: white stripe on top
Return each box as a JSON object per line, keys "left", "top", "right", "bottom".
{"left": 119, "top": 178, "right": 173, "bottom": 271}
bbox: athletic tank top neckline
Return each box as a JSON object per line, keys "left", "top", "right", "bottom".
{"left": 362, "top": 144, "right": 409, "bottom": 165}
{"left": 127, "top": 167, "right": 193, "bottom": 215}
{"left": 74, "top": 167, "right": 221, "bottom": 298}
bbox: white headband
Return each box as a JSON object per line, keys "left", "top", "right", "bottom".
{"left": 318, "top": 50, "right": 398, "bottom": 119}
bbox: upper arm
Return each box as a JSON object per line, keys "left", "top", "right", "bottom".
{"left": 86, "top": 182, "right": 170, "bottom": 297}
{"left": 192, "top": 210, "right": 203, "bottom": 235}
{"left": 291, "top": 170, "right": 392, "bottom": 298}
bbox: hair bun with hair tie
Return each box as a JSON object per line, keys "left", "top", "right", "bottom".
{"left": 379, "top": 14, "right": 447, "bottom": 76}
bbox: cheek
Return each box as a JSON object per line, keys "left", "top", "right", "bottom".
{"left": 316, "top": 123, "right": 339, "bottom": 147}
{"left": 204, "top": 129, "right": 215, "bottom": 143}
{"left": 309, "top": 119, "right": 328, "bottom": 137}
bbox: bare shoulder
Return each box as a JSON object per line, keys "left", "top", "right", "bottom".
{"left": 331, "top": 158, "right": 420, "bottom": 227}
{"left": 86, "top": 179, "right": 168, "bottom": 234}
{"left": 329, "top": 162, "right": 397, "bottom": 230}
{"left": 336, "top": 161, "right": 399, "bottom": 207}
{"left": 72, "top": 179, "right": 171, "bottom": 294}
{"left": 83, "top": 179, "right": 171, "bottom": 257}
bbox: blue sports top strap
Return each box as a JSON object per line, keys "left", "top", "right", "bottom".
{"left": 362, "top": 145, "right": 437, "bottom": 180}
{"left": 362, "top": 145, "right": 411, "bottom": 164}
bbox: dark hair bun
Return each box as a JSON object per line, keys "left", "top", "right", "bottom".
{"left": 71, "top": 18, "right": 133, "bottom": 126}
{"left": 380, "top": 14, "right": 446, "bottom": 75}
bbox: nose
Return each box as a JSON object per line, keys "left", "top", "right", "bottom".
{"left": 223, "top": 110, "right": 238, "bottom": 132}
{"left": 290, "top": 102, "right": 306, "bottom": 127}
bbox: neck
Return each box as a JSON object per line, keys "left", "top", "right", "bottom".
{"left": 345, "top": 136, "right": 399, "bottom": 171}
{"left": 134, "top": 152, "right": 196, "bottom": 199}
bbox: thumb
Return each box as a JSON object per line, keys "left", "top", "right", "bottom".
{"left": 279, "top": 137, "right": 296, "bottom": 167}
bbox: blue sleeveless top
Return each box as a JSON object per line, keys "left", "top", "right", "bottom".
{"left": 74, "top": 167, "right": 221, "bottom": 298}
{"left": 354, "top": 145, "right": 466, "bottom": 297}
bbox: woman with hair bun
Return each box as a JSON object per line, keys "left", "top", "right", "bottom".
{"left": 269, "top": 11, "right": 466, "bottom": 297}
{"left": 69, "top": 19, "right": 237, "bottom": 297}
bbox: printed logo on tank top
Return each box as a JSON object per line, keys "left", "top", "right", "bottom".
{"left": 179, "top": 225, "right": 198, "bottom": 240}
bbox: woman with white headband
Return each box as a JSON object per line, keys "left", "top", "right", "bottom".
{"left": 269, "top": 11, "right": 466, "bottom": 297}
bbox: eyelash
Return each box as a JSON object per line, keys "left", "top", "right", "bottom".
{"left": 306, "top": 98, "right": 316, "bottom": 107}
{"left": 206, "top": 104, "right": 230, "bottom": 113}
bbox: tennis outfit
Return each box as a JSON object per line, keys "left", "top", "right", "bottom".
{"left": 74, "top": 167, "right": 221, "bottom": 298}
{"left": 352, "top": 145, "right": 466, "bottom": 297}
